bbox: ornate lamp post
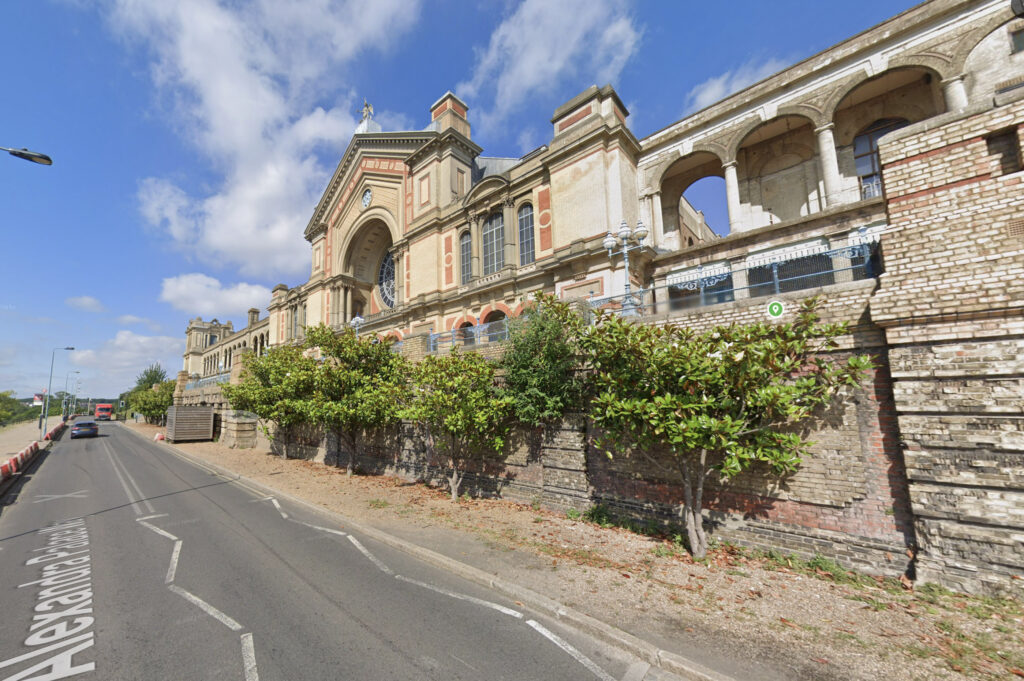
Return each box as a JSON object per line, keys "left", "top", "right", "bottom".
{"left": 602, "top": 218, "right": 648, "bottom": 316}
{"left": 41, "top": 347, "right": 73, "bottom": 439}
{"left": 350, "top": 315, "right": 365, "bottom": 339}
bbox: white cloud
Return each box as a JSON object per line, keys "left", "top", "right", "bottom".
{"left": 516, "top": 128, "right": 539, "bottom": 154}
{"left": 683, "top": 57, "right": 790, "bottom": 114}
{"left": 71, "top": 331, "right": 184, "bottom": 396}
{"left": 116, "top": 314, "right": 161, "bottom": 331}
{"left": 108, "top": 0, "right": 422, "bottom": 279}
{"left": 160, "top": 273, "right": 271, "bottom": 321}
{"left": 65, "top": 296, "right": 105, "bottom": 312}
{"left": 457, "top": 0, "right": 641, "bottom": 138}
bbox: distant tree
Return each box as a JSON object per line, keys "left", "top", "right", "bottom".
{"left": 302, "top": 324, "right": 409, "bottom": 476}
{"left": 131, "top": 381, "right": 175, "bottom": 424}
{"left": 222, "top": 346, "right": 316, "bottom": 447}
{"left": 501, "top": 293, "right": 588, "bottom": 427}
{"left": 0, "top": 390, "right": 20, "bottom": 425}
{"left": 407, "top": 349, "right": 511, "bottom": 500}
{"left": 584, "top": 298, "right": 873, "bottom": 558}
{"left": 134, "top": 363, "right": 168, "bottom": 391}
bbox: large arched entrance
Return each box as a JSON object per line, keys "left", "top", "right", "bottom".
{"left": 335, "top": 216, "right": 397, "bottom": 324}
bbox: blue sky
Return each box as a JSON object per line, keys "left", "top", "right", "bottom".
{"left": 1, "top": 0, "right": 916, "bottom": 399}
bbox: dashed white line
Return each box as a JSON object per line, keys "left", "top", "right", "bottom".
{"left": 137, "top": 513, "right": 167, "bottom": 521}
{"left": 166, "top": 541, "right": 182, "bottom": 584}
{"left": 295, "top": 521, "right": 347, "bottom": 537}
{"left": 269, "top": 497, "right": 288, "bottom": 519}
{"left": 346, "top": 536, "right": 393, "bottom": 575}
{"left": 168, "top": 585, "right": 243, "bottom": 631}
{"left": 395, "top": 575, "right": 523, "bottom": 619}
{"left": 241, "top": 633, "right": 259, "bottom": 681}
{"left": 526, "top": 620, "right": 617, "bottom": 681}
{"left": 137, "top": 520, "right": 178, "bottom": 542}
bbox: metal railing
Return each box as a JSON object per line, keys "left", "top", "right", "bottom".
{"left": 588, "top": 243, "right": 881, "bottom": 318}
{"left": 184, "top": 372, "right": 231, "bottom": 391}
{"left": 429, "top": 319, "right": 508, "bottom": 352}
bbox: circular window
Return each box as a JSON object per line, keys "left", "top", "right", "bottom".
{"left": 378, "top": 252, "right": 395, "bottom": 308}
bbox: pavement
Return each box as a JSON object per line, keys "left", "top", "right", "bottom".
{"left": 0, "top": 420, "right": 45, "bottom": 457}
{"left": 113, "top": 422, "right": 742, "bottom": 681}
{"left": 0, "top": 420, "right": 57, "bottom": 496}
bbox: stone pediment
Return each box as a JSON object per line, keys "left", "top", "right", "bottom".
{"left": 304, "top": 132, "right": 432, "bottom": 240}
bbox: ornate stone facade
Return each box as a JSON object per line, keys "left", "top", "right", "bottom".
{"left": 179, "top": 0, "right": 1024, "bottom": 594}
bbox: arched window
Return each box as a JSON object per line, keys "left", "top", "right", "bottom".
{"left": 482, "top": 212, "right": 504, "bottom": 275}
{"left": 378, "top": 252, "right": 396, "bottom": 308}
{"left": 854, "top": 118, "right": 908, "bottom": 199}
{"left": 459, "top": 231, "right": 472, "bottom": 284}
{"left": 518, "top": 204, "right": 535, "bottom": 266}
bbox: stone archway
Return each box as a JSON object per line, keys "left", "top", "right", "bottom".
{"left": 342, "top": 217, "right": 396, "bottom": 317}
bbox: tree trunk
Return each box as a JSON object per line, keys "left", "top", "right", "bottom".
{"left": 449, "top": 469, "right": 463, "bottom": 501}
{"left": 338, "top": 429, "right": 356, "bottom": 477}
{"left": 677, "top": 455, "right": 709, "bottom": 558}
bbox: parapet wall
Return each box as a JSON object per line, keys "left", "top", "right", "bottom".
{"left": 874, "top": 98, "right": 1024, "bottom": 596}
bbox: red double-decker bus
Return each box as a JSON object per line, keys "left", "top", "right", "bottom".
{"left": 94, "top": 403, "right": 113, "bottom": 421}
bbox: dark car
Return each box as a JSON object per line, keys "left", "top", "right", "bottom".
{"left": 70, "top": 420, "right": 99, "bottom": 439}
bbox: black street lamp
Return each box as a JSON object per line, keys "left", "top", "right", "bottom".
{"left": 2, "top": 146, "right": 52, "bottom": 166}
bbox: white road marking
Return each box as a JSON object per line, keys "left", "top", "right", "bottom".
{"left": 241, "top": 633, "right": 259, "bottom": 681}
{"left": 346, "top": 536, "right": 393, "bottom": 575}
{"left": 137, "top": 520, "right": 179, "bottom": 542}
{"left": 166, "top": 541, "right": 182, "bottom": 584}
{"left": 526, "top": 620, "right": 616, "bottom": 681}
{"left": 0, "top": 633, "right": 93, "bottom": 671}
{"left": 103, "top": 444, "right": 143, "bottom": 515}
{"left": 33, "top": 491, "right": 89, "bottom": 503}
{"left": 137, "top": 513, "right": 167, "bottom": 521}
{"left": 295, "top": 521, "right": 347, "bottom": 537}
{"left": 168, "top": 585, "right": 242, "bottom": 631}
{"left": 269, "top": 497, "right": 288, "bottom": 519}
{"left": 102, "top": 439, "right": 154, "bottom": 514}
{"left": 396, "top": 575, "right": 523, "bottom": 619}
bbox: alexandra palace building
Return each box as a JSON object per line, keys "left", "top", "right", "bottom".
{"left": 180, "top": 0, "right": 1024, "bottom": 595}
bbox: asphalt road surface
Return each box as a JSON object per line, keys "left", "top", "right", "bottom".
{"left": 0, "top": 423, "right": 666, "bottom": 681}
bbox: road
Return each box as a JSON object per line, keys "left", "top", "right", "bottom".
{"left": 0, "top": 422, "right": 665, "bottom": 681}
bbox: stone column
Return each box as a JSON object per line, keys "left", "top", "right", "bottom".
{"left": 469, "top": 213, "right": 482, "bottom": 278}
{"left": 730, "top": 259, "right": 750, "bottom": 300}
{"left": 173, "top": 370, "right": 188, "bottom": 406}
{"left": 815, "top": 123, "right": 842, "bottom": 209}
{"left": 941, "top": 74, "right": 968, "bottom": 112}
{"left": 502, "top": 198, "right": 517, "bottom": 268}
{"left": 344, "top": 286, "right": 352, "bottom": 325}
{"left": 392, "top": 250, "right": 404, "bottom": 306}
{"left": 651, "top": 191, "right": 665, "bottom": 248}
{"left": 723, "top": 161, "right": 742, "bottom": 233}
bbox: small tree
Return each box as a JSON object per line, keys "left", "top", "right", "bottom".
{"left": 584, "top": 298, "right": 872, "bottom": 558}
{"left": 131, "top": 380, "right": 175, "bottom": 424}
{"left": 222, "top": 345, "right": 317, "bottom": 448}
{"left": 135, "top": 363, "right": 169, "bottom": 391}
{"left": 407, "top": 349, "right": 511, "bottom": 500}
{"left": 501, "top": 293, "right": 588, "bottom": 427}
{"left": 302, "top": 324, "right": 409, "bottom": 476}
